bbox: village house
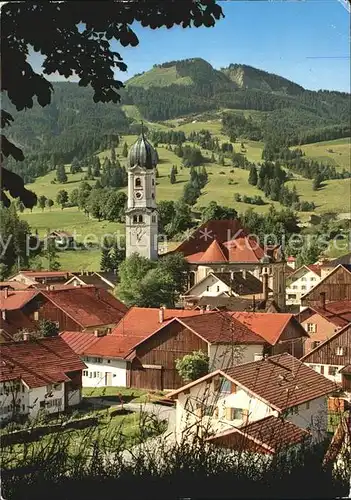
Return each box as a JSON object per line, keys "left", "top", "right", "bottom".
{"left": 0, "top": 285, "right": 127, "bottom": 334}
{"left": 167, "top": 353, "right": 338, "bottom": 450}
{"left": 64, "top": 271, "right": 118, "bottom": 291}
{"left": 61, "top": 308, "right": 309, "bottom": 391}
{"left": 229, "top": 311, "right": 309, "bottom": 359}
{"left": 285, "top": 264, "right": 322, "bottom": 308}
{"left": 182, "top": 270, "right": 271, "bottom": 309}
{"left": 165, "top": 219, "right": 287, "bottom": 311}
{"left": 61, "top": 308, "right": 207, "bottom": 389}
{"left": 301, "top": 323, "right": 351, "bottom": 402}
{"left": 0, "top": 336, "right": 86, "bottom": 422}
{"left": 8, "top": 270, "right": 72, "bottom": 288}
{"left": 296, "top": 300, "right": 351, "bottom": 355}
{"left": 300, "top": 264, "right": 351, "bottom": 309}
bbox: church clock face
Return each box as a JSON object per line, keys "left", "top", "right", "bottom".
{"left": 134, "top": 191, "right": 143, "bottom": 200}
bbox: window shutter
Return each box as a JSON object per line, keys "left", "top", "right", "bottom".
{"left": 226, "top": 407, "right": 233, "bottom": 420}
{"left": 231, "top": 383, "right": 237, "bottom": 394}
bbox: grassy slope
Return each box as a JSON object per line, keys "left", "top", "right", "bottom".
{"left": 296, "top": 138, "right": 350, "bottom": 171}
{"left": 126, "top": 66, "right": 193, "bottom": 88}
{"left": 22, "top": 121, "right": 350, "bottom": 271}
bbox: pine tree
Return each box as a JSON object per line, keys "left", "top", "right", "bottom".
{"left": 100, "top": 237, "right": 113, "bottom": 272}
{"left": 248, "top": 166, "right": 258, "bottom": 186}
{"left": 56, "top": 164, "right": 67, "bottom": 183}
{"left": 110, "top": 239, "right": 126, "bottom": 275}
{"left": 170, "top": 166, "right": 176, "bottom": 184}
{"left": 122, "top": 142, "right": 128, "bottom": 157}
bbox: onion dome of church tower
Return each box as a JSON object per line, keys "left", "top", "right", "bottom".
{"left": 128, "top": 126, "right": 158, "bottom": 170}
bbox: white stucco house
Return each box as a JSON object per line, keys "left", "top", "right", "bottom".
{"left": 286, "top": 265, "right": 322, "bottom": 307}
{"left": 167, "top": 353, "right": 338, "bottom": 453}
{"left": 60, "top": 331, "right": 128, "bottom": 388}
{"left": 0, "top": 337, "right": 85, "bottom": 422}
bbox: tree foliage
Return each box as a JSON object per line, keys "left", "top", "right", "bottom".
{"left": 176, "top": 350, "right": 209, "bottom": 382}
{"left": 1, "top": 1, "right": 224, "bottom": 206}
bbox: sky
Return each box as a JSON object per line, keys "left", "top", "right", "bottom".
{"left": 30, "top": 0, "right": 350, "bottom": 92}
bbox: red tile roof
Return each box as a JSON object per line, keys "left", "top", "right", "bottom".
{"left": 0, "top": 337, "right": 86, "bottom": 388}
{"left": 206, "top": 415, "right": 309, "bottom": 453}
{"left": 0, "top": 290, "right": 39, "bottom": 310}
{"left": 0, "top": 281, "right": 32, "bottom": 290}
{"left": 224, "top": 353, "right": 337, "bottom": 411}
{"left": 60, "top": 331, "right": 100, "bottom": 354}
{"left": 306, "top": 265, "right": 322, "bottom": 276}
{"left": 0, "top": 310, "right": 36, "bottom": 336}
{"left": 111, "top": 307, "right": 204, "bottom": 338}
{"left": 199, "top": 239, "right": 227, "bottom": 263}
{"left": 42, "top": 286, "right": 128, "bottom": 328}
{"left": 230, "top": 312, "right": 307, "bottom": 345}
{"left": 301, "top": 301, "right": 351, "bottom": 328}
{"left": 178, "top": 312, "right": 265, "bottom": 345}
{"left": 172, "top": 219, "right": 265, "bottom": 264}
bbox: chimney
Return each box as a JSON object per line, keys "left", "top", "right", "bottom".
{"left": 23, "top": 331, "right": 30, "bottom": 341}
{"left": 159, "top": 307, "right": 164, "bottom": 323}
{"left": 320, "top": 291, "right": 326, "bottom": 309}
{"left": 4, "top": 287, "right": 8, "bottom": 299}
{"left": 206, "top": 305, "right": 211, "bottom": 311}
{"left": 262, "top": 272, "right": 269, "bottom": 302}
{"left": 1, "top": 310, "right": 6, "bottom": 320}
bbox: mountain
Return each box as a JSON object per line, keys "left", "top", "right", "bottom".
{"left": 221, "top": 63, "right": 304, "bottom": 95}
{"left": 3, "top": 58, "right": 349, "bottom": 168}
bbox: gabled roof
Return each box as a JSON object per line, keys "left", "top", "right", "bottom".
{"left": 175, "top": 312, "right": 265, "bottom": 345}
{"left": 111, "top": 307, "right": 205, "bottom": 338}
{"left": 10, "top": 271, "right": 71, "bottom": 279}
{"left": 199, "top": 239, "right": 227, "bottom": 263}
{"left": 0, "top": 281, "right": 32, "bottom": 290}
{"left": 0, "top": 290, "right": 39, "bottom": 310}
{"left": 171, "top": 219, "right": 265, "bottom": 264}
{"left": 223, "top": 353, "right": 337, "bottom": 411}
{"left": 66, "top": 273, "right": 115, "bottom": 290}
{"left": 287, "top": 264, "right": 321, "bottom": 282}
{"left": 185, "top": 271, "right": 265, "bottom": 298}
{"left": 297, "top": 301, "right": 351, "bottom": 328}
{"left": 60, "top": 331, "right": 100, "bottom": 354}
{"left": 0, "top": 310, "right": 36, "bottom": 336}
{"left": 206, "top": 415, "right": 309, "bottom": 454}
{"left": 195, "top": 296, "right": 253, "bottom": 311}
{"left": 301, "top": 264, "right": 351, "bottom": 303}
{"left": 168, "top": 353, "right": 338, "bottom": 411}
{"left": 229, "top": 312, "right": 307, "bottom": 345}
{"left": 42, "top": 286, "right": 127, "bottom": 328}
{"left": 0, "top": 337, "right": 86, "bottom": 388}
{"left": 301, "top": 323, "right": 351, "bottom": 363}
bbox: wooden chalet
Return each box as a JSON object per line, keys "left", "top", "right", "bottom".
{"left": 301, "top": 264, "right": 351, "bottom": 307}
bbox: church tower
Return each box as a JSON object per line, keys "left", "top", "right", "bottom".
{"left": 125, "top": 130, "right": 159, "bottom": 260}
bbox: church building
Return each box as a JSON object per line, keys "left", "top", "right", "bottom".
{"left": 125, "top": 132, "right": 159, "bottom": 261}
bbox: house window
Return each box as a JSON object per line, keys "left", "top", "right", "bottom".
{"left": 83, "top": 370, "right": 88, "bottom": 376}
{"left": 306, "top": 323, "right": 316, "bottom": 333}
{"left": 301, "top": 277, "right": 306, "bottom": 282}
{"left": 53, "top": 383, "right": 62, "bottom": 391}
{"left": 107, "top": 360, "right": 111, "bottom": 364}
{"left": 93, "top": 357, "right": 102, "bottom": 363}
{"left": 138, "top": 215, "right": 143, "bottom": 223}
{"left": 310, "top": 277, "right": 316, "bottom": 281}
{"left": 306, "top": 402, "right": 310, "bottom": 410}
{"left": 46, "top": 398, "right": 62, "bottom": 409}
{"left": 133, "top": 215, "right": 138, "bottom": 224}
{"left": 328, "top": 366, "right": 338, "bottom": 376}
{"left": 311, "top": 341, "right": 320, "bottom": 349}
{"left": 22, "top": 404, "right": 25, "bottom": 412}
{"left": 135, "top": 178, "right": 141, "bottom": 188}
{"left": 34, "top": 311, "right": 39, "bottom": 321}
{"left": 151, "top": 193, "right": 155, "bottom": 199}
{"left": 301, "top": 285, "right": 306, "bottom": 290}
{"left": 152, "top": 179, "right": 155, "bottom": 186}
{"left": 288, "top": 294, "right": 296, "bottom": 300}
{"left": 216, "top": 286, "right": 220, "bottom": 292}
{"left": 152, "top": 215, "right": 156, "bottom": 223}
{"left": 89, "top": 372, "right": 92, "bottom": 378}
{"left": 206, "top": 286, "right": 210, "bottom": 292}
{"left": 336, "top": 346, "right": 344, "bottom": 356}
{"left": 292, "top": 285, "right": 297, "bottom": 290}
{"left": 219, "top": 379, "right": 231, "bottom": 394}
{"left": 226, "top": 407, "right": 243, "bottom": 421}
